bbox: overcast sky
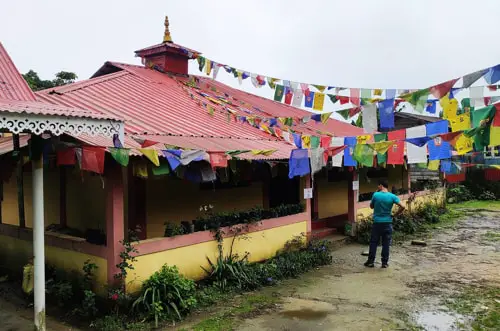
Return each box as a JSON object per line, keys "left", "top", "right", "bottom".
{"left": 1, "top": 0, "right": 500, "bottom": 117}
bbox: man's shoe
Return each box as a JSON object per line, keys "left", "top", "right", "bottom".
{"left": 381, "top": 263, "right": 389, "bottom": 268}
{"left": 364, "top": 261, "right": 374, "bottom": 268}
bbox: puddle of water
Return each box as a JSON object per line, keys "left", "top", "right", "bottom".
{"left": 279, "top": 308, "right": 329, "bottom": 320}
{"left": 415, "top": 310, "right": 463, "bottom": 331}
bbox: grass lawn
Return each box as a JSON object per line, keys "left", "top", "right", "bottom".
{"left": 451, "top": 200, "right": 500, "bottom": 210}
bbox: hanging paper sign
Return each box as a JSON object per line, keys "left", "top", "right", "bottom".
{"left": 352, "top": 181, "right": 359, "bottom": 190}
{"left": 304, "top": 188, "right": 313, "bottom": 199}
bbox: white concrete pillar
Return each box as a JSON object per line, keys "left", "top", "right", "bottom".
{"left": 32, "top": 157, "right": 46, "bottom": 331}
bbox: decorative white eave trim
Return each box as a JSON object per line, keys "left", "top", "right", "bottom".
{"left": 0, "top": 111, "right": 124, "bottom": 139}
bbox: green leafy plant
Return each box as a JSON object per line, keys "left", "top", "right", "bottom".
{"left": 45, "top": 278, "right": 73, "bottom": 307}
{"left": 132, "top": 265, "right": 197, "bottom": 327}
{"left": 163, "top": 222, "right": 185, "bottom": 237}
{"left": 90, "top": 314, "right": 123, "bottom": 331}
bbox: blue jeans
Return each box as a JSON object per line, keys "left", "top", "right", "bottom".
{"left": 368, "top": 223, "right": 393, "bottom": 264}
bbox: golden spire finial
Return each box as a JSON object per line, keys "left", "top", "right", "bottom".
{"left": 163, "top": 16, "right": 172, "bottom": 43}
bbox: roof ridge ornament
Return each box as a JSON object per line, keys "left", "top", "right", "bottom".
{"left": 163, "top": 16, "right": 172, "bottom": 43}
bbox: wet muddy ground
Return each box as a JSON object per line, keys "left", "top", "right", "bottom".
{"left": 234, "top": 208, "right": 500, "bottom": 330}
{"left": 0, "top": 208, "right": 498, "bottom": 330}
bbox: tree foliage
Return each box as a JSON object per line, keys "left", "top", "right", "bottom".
{"left": 22, "top": 70, "right": 77, "bottom": 91}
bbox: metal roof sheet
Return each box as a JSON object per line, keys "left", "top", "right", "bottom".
{"left": 0, "top": 42, "right": 36, "bottom": 102}
{"left": 0, "top": 99, "right": 122, "bottom": 120}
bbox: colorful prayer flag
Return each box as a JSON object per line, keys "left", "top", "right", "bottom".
{"left": 209, "top": 152, "right": 228, "bottom": 168}
{"left": 374, "top": 89, "right": 383, "bottom": 96}
{"left": 378, "top": 99, "right": 395, "bottom": 129}
{"left": 374, "top": 133, "right": 388, "bottom": 165}
{"left": 293, "top": 133, "right": 302, "bottom": 148}
{"left": 426, "top": 120, "right": 449, "bottom": 136}
{"left": 301, "top": 135, "right": 311, "bottom": 148}
{"left": 406, "top": 125, "right": 428, "bottom": 164}
{"left": 428, "top": 160, "right": 440, "bottom": 171}
{"left": 284, "top": 87, "right": 293, "bottom": 105}
{"left": 139, "top": 148, "right": 160, "bottom": 166}
{"left": 428, "top": 137, "right": 452, "bottom": 160}
{"left": 57, "top": 148, "right": 76, "bottom": 166}
{"left": 330, "top": 137, "right": 344, "bottom": 167}
{"left": 462, "top": 69, "right": 486, "bottom": 88}
{"left": 292, "top": 89, "right": 303, "bottom": 107}
{"left": 327, "top": 94, "right": 338, "bottom": 105}
{"left": 304, "top": 92, "right": 315, "bottom": 108}
{"left": 152, "top": 161, "right": 170, "bottom": 176}
{"left": 362, "top": 104, "right": 377, "bottom": 133}
{"left": 449, "top": 112, "right": 471, "bottom": 132}
{"left": 133, "top": 162, "right": 148, "bottom": 178}
{"left": 343, "top": 137, "right": 357, "bottom": 167}
{"left": 81, "top": 146, "right": 106, "bottom": 174}
{"left": 312, "top": 85, "right": 326, "bottom": 92}
{"left": 429, "top": 79, "right": 459, "bottom": 99}
{"left": 310, "top": 136, "right": 320, "bottom": 148}
{"left": 387, "top": 130, "right": 405, "bottom": 165}
{"left": 320, "top": 136, "right": 332, "bottom": 148}
{"left": 489, "top": 105, "right": 500, "bottom": 147}
{"left": 361, "top": 89, "right": 372, "bottom": 99}
{"left": 288, "top": 149, "right": 310, "bottom": 179}
{"left": 426, "top": 100, "right": 437, "bottom": 114}
{"left": 484, "top": 65, "right": 500, "bottom": 84}
{"left": 108, "top": 148, "right": 129, "bottom": 167}
{"left": 350, "top": 88, "right": 360, "bottom": 106}
{"left": 274, "top": 85, "right": 285, "bottom": 102}
{"left": 313, "top": 92, "right": 325, "bottom": 111}
{"left": 353, "top": 144, "right": 374, "bottom": 167}
{"left": 454, "top": 134, "right": 474, "bottom": 155}
{"left": 471, "top": 105, "right": 495, "bottom": 150}
{"left": 300, "top": 83, "right": 310, "bottom": 96}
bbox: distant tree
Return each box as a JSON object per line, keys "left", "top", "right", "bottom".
{"left": 22, "top": 70, "right": 77, "bottom": 91}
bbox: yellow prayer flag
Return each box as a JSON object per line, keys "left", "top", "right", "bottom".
{"left": 371, "top": 141, "right": 394, "bottom": 154}
{"left": 138, "top": 148, "right": 160, "bottom": 167}
{"left": 449, "top": 112, "right": 471, "bottom": 132}
{"left": 489, "top": 126, "right": 500, "bottom": 147}
{"left": 205, "top": 60, "right": 212, "bottom": 75}
{"left": 133, "top": 162, "right": 148, "bottom": 178}
{"left": 313, "top": 93, "right": 325, "bottom": 111}
{"left": 357, "top": 135, "right": 372, "bottom": 144}
{"left": 374, "top": 89, "right": 383, "bottom": 96}
{"left": 455, "top": 134, "right": 474, "bottom": 155}
{"left": 260, "top": 124, "right": 272, "bottom": 135}
{"left": 313, "top": 85, "right": 326, "bottom": 92}
{"left": 251, "top": 149, "right": 277, "bottom": 156}
{"left": 207, "top": 97, "right": 222, "bottom": 105}
{"left": 491, "top": 165, "right": 500, "bottom": 170}
{"left": 439, "top": 94, "right": 458, "bottom": 120}
{"left": 428, "top": 160, "right": 440, "bottom": 171}
{"left": 301, "top": 135, "right": 311, "bottom": 148}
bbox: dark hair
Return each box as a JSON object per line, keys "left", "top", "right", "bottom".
{"left": 378, "top": 179, "right": 389, "bottom": 189}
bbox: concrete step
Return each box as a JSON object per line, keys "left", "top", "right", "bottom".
{"left": 311, "top": 227, "right": 337, "bottom": 239}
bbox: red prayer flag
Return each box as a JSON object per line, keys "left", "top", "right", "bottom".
{"left": 484, "top": 97, "right": 492, "bottom": 106}
{"left": 284, "top": 90, "right": 293, "bottom": 105}
{"left": 81, "top": 146, "right": 106, "bottom": 174}
{"left": 325, "top": 145, "right": 347, "bottom": 157}
{"left": 349, "top": 107, "right": 361, "bottom": 117}
{"left": 387, "top": 129, "right": 405, "bottom": 165}
{"left": 429, "top": 78, "right": 459, "bottom": 99}
{"left": 338, "top": 96, "right": 350, "bottom": 105}
{"left": 440, "top": 131, "right": 462, "bottom": 142}
{"left": 209, "top": 152, "right": 228, "bottom": 168}
{"left": 57, "top": 148, "right": 76, "bottom": 166}
{"left": 350, "top": 88, "right": 360, "bottom": 106}
{"left": 492, "top": 104, "right": 500, "bottom": 126}
{"left": 320, "top": 136, "right": 332, "bottom": 148}
{"left": 487, "top": 85, "right": 498, "bottom": 91}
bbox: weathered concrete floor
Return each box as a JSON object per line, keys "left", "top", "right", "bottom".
{"left": 237, "top": 209, "right": 500, "bottom": 331}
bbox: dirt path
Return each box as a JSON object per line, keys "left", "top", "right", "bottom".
{"left": 234, "top": 208, "right": 500, "bottom": 331}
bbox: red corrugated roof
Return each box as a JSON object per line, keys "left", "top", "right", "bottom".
{"left": 36, "top": 60, "right": 364, "bottom": 158}
{"left": 0, "top": 99, "right": 121, "bottom": 120}
{"left": 0, "top": 42, "right": 36, "bottom": 102}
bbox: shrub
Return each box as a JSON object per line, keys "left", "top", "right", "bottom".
{"left": 91, "top": 315, "right": 123, "bottom": 331}
{"left": 479, "top": 190, "right": 496, "bottom": 201}
{"left": 164, "top": 222, "right": 185, "bottom": 237}
{"left": 447, "top": 185, "right": 473, "bottom": 203}
{"left": 132, "top": 265, "right": 197, "bottom": 327}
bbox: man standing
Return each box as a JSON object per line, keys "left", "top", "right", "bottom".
{"left": 364, "top": 180, "right": 405, "bottom": 268}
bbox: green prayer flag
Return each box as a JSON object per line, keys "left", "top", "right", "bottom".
{"left": 361, "top": 88, "right": 372, "bottom": 99}
{"left": 197, "top": 56, "right": 206, "bottom": 72}
{"left": 374, "top": 133, "right": 388, "bottom": 165}
{"left": 461, "top": 98, "right": 474, "bottom": 113}
{"left": 337, "top": 109, "right": 350, "bottom": 120}
{"left": 274, "top": 85, "right": 285, "bottom": 102}
{"left": 108, "top": 148, "right": 129, "bottom": 167}
{"left": 152, "top": 160, "right": 170, "bottom": 176}
{"left": 310, "top": 136, "right": 320, "bottom": 148}
{"left": 471, "top": 106, "right": 495, "bottom": 151}
{"left": 327, "top": 94, "right": 338, "bottom": 104}
{"left": 226, "top": 150, "right": 250, "bottom": 156}
{"left": 320, "top": 112, "right": 332, "bottom": 124}
{"left": 402, "top": 88, "right": 430, "bottom": 106}
{"left": 415, "top": 95, "right": 428, "bottom": 113}
{"left": 353, "top": 144, "right": 374, "bottom": 167}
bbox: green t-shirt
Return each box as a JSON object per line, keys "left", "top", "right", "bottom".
{"left": 371, "top": 191, "right": 400, "bottom": 223}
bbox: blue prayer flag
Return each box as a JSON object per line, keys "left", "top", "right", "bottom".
{"left": 428, "top": 138, "right": 452, "bottom": 160}
{"left": 162, "top": 150, "right": 181, "bottom": 170}
{"left": 449, "top": 88, "right": 461, "bottom": 99}
{"left": 440, "top": 160, "right": 452, "bottom": 173}
{"left": 378, "top": 99, "right": 395, "bottom": 129}
{"left": 288, "top": 149, "right": 310, "bottom": 179}
{"left": 426, "top": 100, "right": 437, "bottom": 114}
{"left": 269, "top": 118, "right": 278, "bottom": 127}
{"left": 406, "top": 137, "right": 431, "bottom": 147}
{"left": 426, "top": 120, "right": 449, "bottom": 136}
{"left": 304, "top": 92, "right": 315, "bottom": 108}
{"left": 292, "top": 133, "right": 302, "bottom": 148}
{"left": 311, "top": 114, "right": 321, "bottom": 122}
{"left": 484, "top": 65, "right": 500, "bottom": 84}
{"left": 343, "top": 137, "right": 357, "bottom": 167}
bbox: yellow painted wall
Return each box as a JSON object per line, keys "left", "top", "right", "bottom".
{"left": 317, "top": 176, "right": 348, "bottom": 219}
{"left": 146, "top": 177, "right": 264, "bottom": 238}
{"left": 126, "top": 221, "right": 307, "bottom": 293}
{"left": 0, "top": 234, "right": 107, "bottom": 293}
{"left": 357, "top": 190, "right": 444, "bottom": 220}
{"left": 1, "top": 167, "right": 107, "bottom": 234}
